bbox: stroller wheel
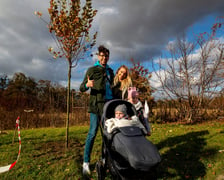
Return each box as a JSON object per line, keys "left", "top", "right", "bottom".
{"left": 96, "top": 160, "right": 106, "bottom": 180}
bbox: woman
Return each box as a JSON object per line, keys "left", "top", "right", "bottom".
{"left": 112, "top": 65, "right": 132, "bottom": 100}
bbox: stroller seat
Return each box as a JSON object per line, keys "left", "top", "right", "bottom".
{"left": 99, "top": 99, "right": 161, "bottom": 179}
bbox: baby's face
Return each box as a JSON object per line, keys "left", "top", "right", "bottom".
{"left": 115, "top": 111, "right": 125, "bottom": 119}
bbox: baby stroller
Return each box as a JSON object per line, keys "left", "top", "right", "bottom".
{"left": 96, "top": 99, "right": 161, "bottom": 180}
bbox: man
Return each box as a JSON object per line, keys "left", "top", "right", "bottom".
{"left": 79, "top": 45, "right": 114, "bottom": 175}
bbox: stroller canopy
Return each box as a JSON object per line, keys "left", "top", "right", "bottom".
{"left": 102, "top": 99, "right": 137, "bottom": 121}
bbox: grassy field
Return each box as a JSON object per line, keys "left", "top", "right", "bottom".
{"left": 0, "top": 120, "right": 224, "bottom": 180}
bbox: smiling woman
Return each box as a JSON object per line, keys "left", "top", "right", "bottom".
{"left": 112, "top": 65, "right": 132, "bottom": 100}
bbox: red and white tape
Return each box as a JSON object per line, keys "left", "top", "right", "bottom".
{"left": 0, "top": 117, "right": 21, "bottom": 173}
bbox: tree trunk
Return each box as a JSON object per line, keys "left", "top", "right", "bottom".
{"left": 66, "top": 61, "right": 72, "bottom": 148}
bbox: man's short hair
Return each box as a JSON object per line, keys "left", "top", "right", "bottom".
{"left": 98, "top": 45, "right": 110, "bottom": 56}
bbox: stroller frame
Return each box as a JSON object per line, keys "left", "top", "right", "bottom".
{"left": 96, "top": 99, "right": 160, "bottom": 180}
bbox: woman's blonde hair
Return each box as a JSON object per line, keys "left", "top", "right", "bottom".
{"left": 114, "top": 65, "right": 132, "bottom": 99}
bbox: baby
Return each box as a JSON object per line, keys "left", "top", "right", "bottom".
{"left": 114, "top": 104, "right": 129, "bottom": 119}
{"left": 105, "top": 104, "right": 147, "bottom": 134}
{"left": 128, "top": 87, "right": 151, "bottom": 136}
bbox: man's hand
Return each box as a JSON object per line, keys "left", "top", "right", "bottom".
{"left": 86, "top": 75, "right": 94, "bottom": 88}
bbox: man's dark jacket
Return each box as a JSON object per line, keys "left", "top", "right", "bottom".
{"left": 80, "top": 64, "right": 114, "bottom": 115}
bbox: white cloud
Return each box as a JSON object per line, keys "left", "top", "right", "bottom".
{"left": 99, "top": 7, "right": 118, "bottom": 15}
{"left": 150, "top": 36, "right": 224, "bottom": 99}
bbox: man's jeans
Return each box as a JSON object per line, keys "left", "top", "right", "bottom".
{"left": 84, "top": 113, "right": 99, "bottom": 163}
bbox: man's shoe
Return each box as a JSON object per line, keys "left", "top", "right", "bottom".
{"left": 83, "top": 162, "right": 91, "bottom": 175}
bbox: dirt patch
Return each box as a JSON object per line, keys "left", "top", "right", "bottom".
{"left": 216, "top": 175, "right": 224, "bottom": 180}
{"left": 0, "top": 131, "right": 8, "bottom": 135}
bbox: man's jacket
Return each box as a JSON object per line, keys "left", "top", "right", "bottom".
{"left": 80, "top": 63, "right": 114, "bottom": 115}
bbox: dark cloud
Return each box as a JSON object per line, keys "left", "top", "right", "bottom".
{"left": 96, "top": 0, "right": 224, "bottom": 61}
{"left": 0, "top": 0, "right": 223, "bottom": 89}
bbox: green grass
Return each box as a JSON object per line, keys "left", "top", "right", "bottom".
{"left": 0, "top": 121, "right": 224, "bottom": 180}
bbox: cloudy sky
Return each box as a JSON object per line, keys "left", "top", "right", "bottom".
{"left": 0, "top": 0, "right": 224, "bottom": 92}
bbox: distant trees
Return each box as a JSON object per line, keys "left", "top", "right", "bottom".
{"left": 129, "top": 59, "right": 154, "bottom": 107}
{"left": 37, "top": 80, "right": 67, "bottom": 112}
{"left": 214, "top": 17, "right": 224, "bottom": 82}
{"left": 0, "top": 74, "right": 9, "bottom": 107}
{"left": 0, "top": 72, "right": 90, "bottom": 130}
{"left": 0, "top": 73, "right": 65, "bottom": 112}
{"left": 0, "top": 74, "right": 9, "bottom": 91}
{"left": 152, "top": 24, "right": 224, "bottom": 123}
{"left": 2, "top": 73, "right": 38, "bottom": 110}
